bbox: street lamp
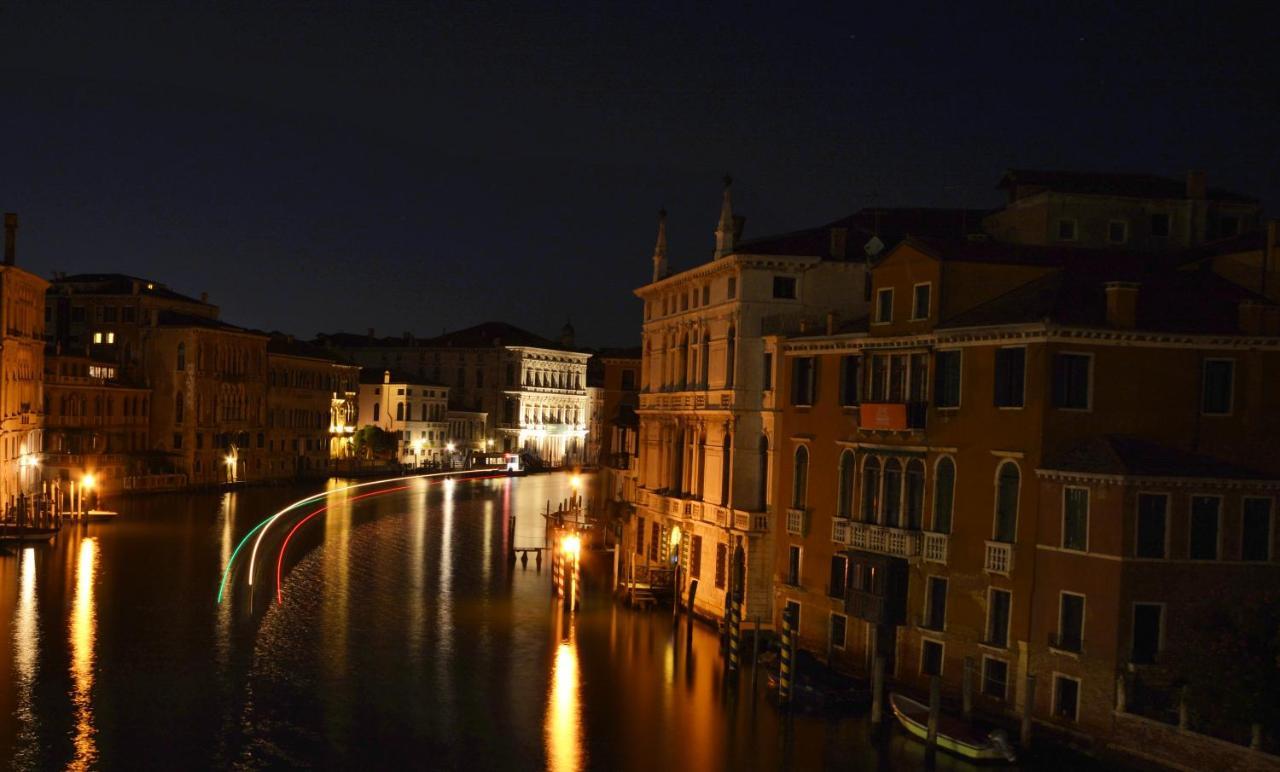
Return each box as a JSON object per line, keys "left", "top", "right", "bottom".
{"left": 81, "top": 472, "right": 97, "bottom": 515}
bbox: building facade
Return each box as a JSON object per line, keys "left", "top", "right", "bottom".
{"left": 357, "top": 369, "right": 451, "bottom": 466}
{"left": 266, "top": 335, "right": 360, "bottom": 477}
{"left": 0, "top": 214, "right": 49, "bottom": 510}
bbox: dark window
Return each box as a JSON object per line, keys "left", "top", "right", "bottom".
{"left": 830, "top": 614, "right": 847, "bottom": 650}
{"left": 1243, "top": 498, "right": 1272, "bottom": 561}
{"left": 785, "top": 600, "right": 801, "bottom": 632}
{"left": 925, "top": 577, "right": 947, "bottom": 630}
{"left": 1107, "top": 221, "right": 1128, "bottom": 243}
{"left": 837, "top": 451, "right": 855, "bottom": 519}
{"left": 791, "top": 357, "right": 816, "bottom": 406}
{"left": 1054, "top": 676, "right": 1080, "bottom": 721}
{"left": 727, "top": 277, "right": 737, "bottom": 299}
{"left": 1150, "top": 213, "right": 1171, "bottom": 237}
{"left": 888, "top": 355, "right": 906, "bottom": 402}
{"left": 762, "top": 353, "right": 773, "bottom": 391}
{"left": 176, "top": 342, "right": 186, "bottom": 371}
{"left": 172, "top": 433, "right": 182, "bottom": 449}
{"left": 649, "top": 522, "right": 660, "bottom": 561}
{"left": 1202, "top": 360, "right": 1233, "bottom": 415}
{"left": 909, "top": 353, "right": 928, "bottom": 403}
{"left": 1057, "top": 219, "right": 1077, "bottom": 241}
{"left": 875, "top": 288, "right": 893, "bottom": 323}
{"left": 71, "top": 305, "right": 86, "bottom": 322}
{"left": 933, "top": 458, "right": 955, "bottom": 533}
{"left": 828, "top": 555, "right": 847, "bottom": 599}
{"left": 1136, "top": 493, "right": 1167, "bottom": 558}
{"left": 839, "top": 355, "right": 859, "bottom": 406}
{"left": 1190, "top": 496, "right": 1220, "bottom": 559}
{"left": 982, "top": 658, "right": 1008, "bottom": 699}
{"left": 1220, "top": 215, "right": 1240, "bottom": 238}
{"left": 1132, "top": 603, "right": 1162, "bottom": 665}
{"left": 787, "top": 545, "right": 801, "bottom": 586}
{"left": 1057, "top": 594, "right": 1084, "bottom": 652}
{"left": 994, "top": 462, "right": 1019, "bottom": 542}
{"left": 934, "top": 350, "right": 961, "bottom": 408}
{"left": 714, "top": 543, "right": 727, "bottom": 589}
{"left": 792, "top": 446, "right": 809, "bottom": 508}
{"left": 635, "top": 517, "right": 645, "bottom": 556}
{"left": 987, "top": 589, "right": 1011, "bottom": 647}
{"left": 772, "top": 276, "right": 797, "bottom": 299}
{"left": 506, "top": 363, "right": 515, "bottom": 385}
{"left": 196, "top": 433, "right": 204, "bottom": 450}
{"left": 921, "top": 639, "right": 943, "bottom": 676}
{"left": 1063, "top": 487, "right": 1088, "bottom": 551}
{"left": 994, "top": 348, "right": 1025, "bottom": 407}
{"left": 912, "top": 284, "right": 931, "bottom": 319}
{"left": 690, "top": 535, "right": 703, "bottom": 578}
{"left": 882, "top": 459, "right": 902, "bottom": 527}
{"left": 103, "top": 305, "right": 118, "bottom": 322}
{"left": 257, "top": 432, "right": 264, "bottom": 448}
{"left": 869, "top": 354, "right": 887, "bottom": 401}
{"left": 702, "top": 286, "right": 710, "bottom": 305}
{"left": 476, "top": 368, "right": 484, "bottom": 388}
{"left": 861, "top": 457, "right": 881, "bottom": 522}
{"left": 905, "top": 460, "right": 924, "bottom": 529}
{"left": 621, "top": 369, "right": 636, "bottom": 391}
{"left": 1052, "top": 353, "right": 1091, "bottom": 409}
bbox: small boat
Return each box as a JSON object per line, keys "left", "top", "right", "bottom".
{"left": 86, "top": 509, "right": 119, "bottom": 522}
{"left": 0, "top": 525, "right": 60, "bottom": 545}
{"left": 762, "top": 649, "right": 872, "bottom": 711}
{"left": 890, "top": 692, "right": 1017, "bottom": 763}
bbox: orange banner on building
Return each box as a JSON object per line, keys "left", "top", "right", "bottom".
{"left": 859, "top": 403, "right": 907, "bottom": 430}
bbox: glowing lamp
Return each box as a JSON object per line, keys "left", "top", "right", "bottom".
{"left": 569, "top": 474, "right": 583, "bottom": 490}
{"left": 562, "top": 534, "right": 581, "bottom": 557}
{"left": 81, "top": 472, "right": 96, "bottom": 491}
{"left": 447, "top": 442, "right": 456, "bottom": 452}
{"left": 669, "top": 525, "right": 682, "bottom": 547}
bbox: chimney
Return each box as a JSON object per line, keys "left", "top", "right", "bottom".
{"left": 200, "top": 291, "right": 208, "bottom": 303}
{"left": 4, "top": 213, "right": 17, "bottom": 266}
{"left": 1186, "top": 170, "right": 1207, "bottom": 200}
{"left": 383, "top": 369, "right": 391, "bottom": 384}
{"left": 826, "top": 311, "right": 837, "bottom": 335}
{"left": 829, "top": 227, "right": 849, "bottom": 258}
{"left": 1104, "top": 281, "right": 1139, "bottom": 329}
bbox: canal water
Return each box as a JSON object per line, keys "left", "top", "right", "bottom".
{"left": 0, "top": 472, "right": 1107, "bottom": 770}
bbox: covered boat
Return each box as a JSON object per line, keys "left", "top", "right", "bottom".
{"left": 889, "top": 692, "right": 1016, "bottom": 763}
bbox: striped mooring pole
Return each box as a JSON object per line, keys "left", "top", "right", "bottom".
{"left": 779, "top": 605, "right": 794, "bottom": 705}
{"left": 553, "top": 547, "right": 564, "bottom": 600}
{"left": 728, "top": 591, "right": 742, "bottom": 673}
{"left": 570, "top": 552, "right": 580, "bottom": 611}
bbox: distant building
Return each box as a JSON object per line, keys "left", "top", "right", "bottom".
{"left": 319, "top": 321, "right": 591, "bottom": 466}
{"left": 265, "top": 334, "right": 359, "bottom": 477}
{"left": 357, "top": 369, "right": 450, "bottom": 466}
{"left": 0, "top": 214, "right": 48, "bottom": 509}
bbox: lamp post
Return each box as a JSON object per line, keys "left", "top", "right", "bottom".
{"left": 669, "top": 525, "right": 682, "bottom": 617}
{"left": 81, "top": 472, "right": 97, "bottom": 516}
{"left": 562, "top": 534, "right": 582, "bottom": 611}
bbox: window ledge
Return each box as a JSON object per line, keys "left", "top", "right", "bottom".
{"left": 978, "top": 641, "right": 1010, "bottom": 655}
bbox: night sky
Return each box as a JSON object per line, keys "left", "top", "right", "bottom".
{"left": 2, "top": 3, "right": 1276, "bottom": 347}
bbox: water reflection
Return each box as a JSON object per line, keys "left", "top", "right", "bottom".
{"left": 12, "top": 547, "right": 39, "bottom": 762}
{"left": 69, "top": 536, "right": 99, "bottom": 770}
{"left": 546, "top": 610, "right": 582, "bottom": 772}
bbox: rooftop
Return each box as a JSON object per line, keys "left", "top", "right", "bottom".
{"left": 50, "top": 273, "right": 215, "bottom": 306}
{"left": 997, "top": 169, "right": 1257, "bottom": 204}
{"left": 357, "top": 367, "right": 449, "bottom": 388}
{"left": 318, "top": 321, "right": 581, "bottom": 353}
{"left": 732, "top": 207, "right": 991, "bottom": 261}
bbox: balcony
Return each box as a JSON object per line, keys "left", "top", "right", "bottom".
{"left": 922, "top": 532, "right": 949, "bottom": 564}
{"left": 984, "top": 541, "right": 1014, "bottom": 575}
{"left": 1049, "top": 632, "right": 1084, "bottom": 655}
{"left": 849, "top": 522, "right": 921, "bottom": 558}
{"left": 786, "top": 508, "right": 807, "bottom": 536}
{"left": 831, "top": 518, "right": 851, "bottom": 544}
{"left": 847, "top": 590, "right": 889, "bottom": 624}
{"left": 733, "top": 510, "right": 769, "bottom": 533}
{"left": 638, "top": 389, "right": 739, "bottom": 412}
{"left": 857, "top": 401, "right": 927, "bottom": 432}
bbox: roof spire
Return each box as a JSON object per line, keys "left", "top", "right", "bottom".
{"left": 715, "top": 174, "right": 735, "bottom": 258}
{"left": 651, "top": 208, "right": 669, "bottom": 283}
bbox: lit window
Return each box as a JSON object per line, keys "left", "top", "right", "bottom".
{"left": 106, "top": 332, "right": 115, "bottom": 344}
{"left": 93, "top": 332, "right": 103, "bottom": 344}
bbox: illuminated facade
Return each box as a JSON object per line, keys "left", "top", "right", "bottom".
{"left": 357, "top": 369, "right": 451, "bottom": 466}
{"left": 0, "top": 214, "right": 49, "bottom": 509}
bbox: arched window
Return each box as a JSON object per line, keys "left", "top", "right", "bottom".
{"left": 176, "top": 342, "right": 186, "bottom": 371}
{"left": 837, "top": 450, "right": 856, "bottom": 519}
{"left": 720, "top": 434, "right": 732, "bottom": 506}
{"left": 725, "top": 327, "right": 737, "bottom": 388}
{"left": 421, "top": 404, "right": 428, "bottom": 421}
{"left": 373, "top": 402, "right": 381, "bottom": 422}
{"left": 396, "top": 402, "right": 405, "bottom": 421}
{"left": 678, "top": 333, "right": 689, "bottom": 387}
{"left": 905, "top": 459, "right": 925, "bottom": 529}
{"left": 933, "top": 457, "right": 955, "bottom": 533}
{"left": 792, "top": 446, "right": 809, "bottom": 508}
{"left": 861, "top": 456, "right": 881, "bottom": 521}
{"left": 994, "top": 461, "right": 1020, "bottom": 542}
{"left": 882, "top": 458, "right": 903, "bottom": 527}
{"left": 174, "top": 391, "right": 184, "bottom": 424}
{"left": 700, "top": 332, "right": 711, "bottom": 387}
{"left": 758, "top": 434, "right": 770, "bottom": 509}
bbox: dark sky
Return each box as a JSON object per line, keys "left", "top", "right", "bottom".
{"left": 2, "top": 2, "right": 1276, "bottom": 347}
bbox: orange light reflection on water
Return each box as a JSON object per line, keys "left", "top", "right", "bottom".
{"left": 546, "top": 613, "right": 582, "bottom": 772}
{"left": 68, "top": 537, "right": 98, "bottom": 771}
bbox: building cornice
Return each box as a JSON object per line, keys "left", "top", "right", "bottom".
{"left": 634, "top": 253, "right": 822, "bottom": 298}
{"left": 1035, "top": 468, "right": 1280, "bottom": 489}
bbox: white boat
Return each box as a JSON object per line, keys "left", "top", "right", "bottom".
{"left": 86, "top": 509, "right": 119, "bottom": 522}
{"left": 890, "top": 692, "right": 1017, "bottom": 762}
